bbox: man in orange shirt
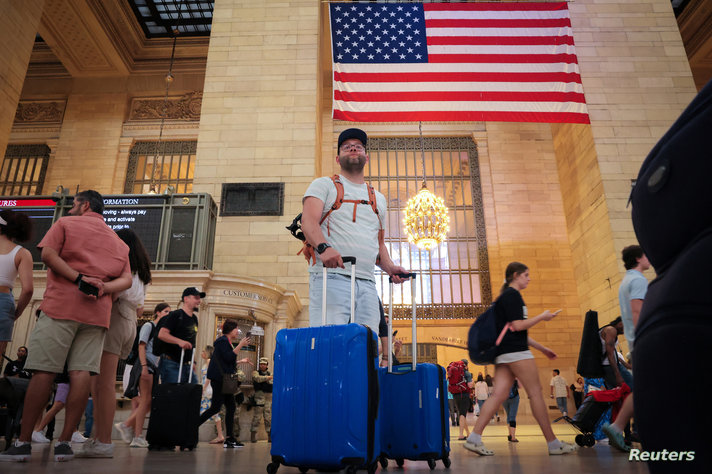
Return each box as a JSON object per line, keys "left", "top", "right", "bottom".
{"left": 0, "top": 190, "right": 131, "bottom": 463}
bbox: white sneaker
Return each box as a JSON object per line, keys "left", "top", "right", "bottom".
{"left": 32, "top": 431, "right": 50, "bottom": 444}
{"left": 129, "top": 437, "right": 148, "bottom": 448}
{"left": 75, "top": 439, "right": 114, "bottom": 458}
{"left": 114, "top": 422, "right": 134, "bottom": 444}
{"left": 71, "top": 431, "right": 87, "bottom": 443}
{"left": 548, "top": 441, "right": 577, "bottom": 455}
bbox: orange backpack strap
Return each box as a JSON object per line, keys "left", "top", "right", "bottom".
{"left": 317, "top": 175, "right": 345, "bottom": 235}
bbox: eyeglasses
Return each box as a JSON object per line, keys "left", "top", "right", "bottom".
{"left": 340, "top": 144, "right": 365, "bottom": 152}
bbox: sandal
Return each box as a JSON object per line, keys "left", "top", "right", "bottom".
{"left": 507, "top": 435, "right": 519, "bottom": 443}
{"left": 457, "top": 436, "right": 467, "bottom": 441}
{"left": 464, "top": 441, "right": 494, "bottom": 456}
{"left": 209, "top": 437, "right": 225, "bottom": 444}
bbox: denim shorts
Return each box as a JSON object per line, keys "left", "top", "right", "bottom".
{"left": 0, "top": 292, "right": 16, "bottom": 341}
{"left": 308, "top": 272, "right": 380, "bottom": 332}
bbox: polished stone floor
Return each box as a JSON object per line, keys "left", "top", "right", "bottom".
{"left": 1, "top": 416, "right": 648, "bottom": 474}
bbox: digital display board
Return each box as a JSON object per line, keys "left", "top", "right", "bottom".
{"left": 1, "top": 194, "right": 214, "bottom": 270}
{"left": 100, "top": 196, "right": 165, "bottom": 262}
{"left": 0, "top": 198, "right": 58, "bottom": 265}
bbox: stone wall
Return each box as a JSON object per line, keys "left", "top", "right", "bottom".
{"left": 0, "top": 0, "right": 45, "bottom": 157}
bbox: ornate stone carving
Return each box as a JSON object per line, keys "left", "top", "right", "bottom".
{"left": 129, "top": 92, "right": 203, "bottom": 121}
{"left": 14, "top": 100, "right": 66, "bottom": 124}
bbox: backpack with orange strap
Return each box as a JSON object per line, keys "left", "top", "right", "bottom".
{"left": 286, "top": 175, "right": 384, "bottom": 265}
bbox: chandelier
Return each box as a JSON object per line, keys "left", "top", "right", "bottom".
{"left": 403, "top": 123, "right": 450, "bottom": 250}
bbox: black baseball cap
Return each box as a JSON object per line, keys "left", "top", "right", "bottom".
{"left": 182, "top": 287, "right": 206, "bottom": 299}
{"left": 338, "top": 128, "right": 368, "bottom": 150}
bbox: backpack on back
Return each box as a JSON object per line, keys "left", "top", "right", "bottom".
{"left": 125, "top": 321, "right": 155, "bottom": 365}
{"left": 467, "top": 303, "right": 512, "bottom": 366}
{"left": 152, "top": 313, "right": 180, "bottom": 357}
{"left": 446, "top": 361, "right": 468, "bottom": 394}
{"left": 286, "top": 175, "right": 383, "bottom": 265}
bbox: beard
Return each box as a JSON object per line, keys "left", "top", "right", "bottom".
{"left": 338, "top": 153, "right": 367, "bottom": 173}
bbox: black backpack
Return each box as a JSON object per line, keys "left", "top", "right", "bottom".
{"left": 152, "top": 310, "right": 189, "bottom": 357}
{"left": 125, "top": 322, "right": 155, "bottom": 365}
{"left": 151, "top": 314, "right": 173, "bottom": 357}
{"left": 467, "top": 302, "right": 511, "bottom": 365}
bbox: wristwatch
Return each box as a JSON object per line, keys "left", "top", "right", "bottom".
{"left": 316, "top": 243, "right": 331, "bottom": 254}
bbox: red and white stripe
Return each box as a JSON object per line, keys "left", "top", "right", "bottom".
{"left": 332, "top": 2, "right": 589, "bottom": 124}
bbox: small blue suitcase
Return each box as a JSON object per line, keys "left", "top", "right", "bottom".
{"left": 378, "top": 274, "right": 451, "bottom": 470}
{"left": 268, "top": 258, "right": 381, "bottom": 474}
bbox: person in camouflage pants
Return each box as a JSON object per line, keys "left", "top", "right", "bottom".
{"left": 250, "top": 357, "right": 273, "bottom": 443}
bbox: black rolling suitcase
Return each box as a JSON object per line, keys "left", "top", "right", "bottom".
{"left": 146, "top": 349, "right": 201, "bottom": 451}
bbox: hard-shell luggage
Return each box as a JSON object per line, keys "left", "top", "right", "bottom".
{"left": 146, "top": 349, "right": 201, "bottom": 451}
{"left": 268, "top": 257, "right": 381, "bottom": 474}
{"left": 378, "top": 274, "right": 451, "bottom": 470}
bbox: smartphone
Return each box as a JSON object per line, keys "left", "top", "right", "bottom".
{"left": 78, "top": 279, "right": 99, "bottom": 297}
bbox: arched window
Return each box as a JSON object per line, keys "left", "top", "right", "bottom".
{"left": 366, "top": 137, "right": 491, "bottom": 320}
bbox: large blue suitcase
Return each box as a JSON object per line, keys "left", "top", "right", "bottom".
{"left": 268, "top": 258, "right": 381, "bottom": 474}
{"left": 378, "top": 275, "right": 451, "bottom": 470}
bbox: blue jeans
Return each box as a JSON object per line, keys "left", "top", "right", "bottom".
{"left": 83, "top": 398, "right": 94, "bottom": 437}
{"left": 556, "top": 396, "right": 568, "bottom": 414}
{"left": 603, "top": 362, "right": 634, "bottom": 390}
{"left": 309, "top": 272, "right": 380, "bottom": 332}
{"left": 502, "top": 395, "right": 520, "bottom": 424}
{"left": 159, "top": 358, "right": 197, "bottom": 384}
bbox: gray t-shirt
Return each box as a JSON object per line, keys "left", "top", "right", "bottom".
{"left": 139, "top": 321, "right": 159, "bottom": 367}
{"left": 618, "top": 269, "right": 648, "bottom": 349}
{"left": 303, "top": 175, "right": 387, "bottom": 281}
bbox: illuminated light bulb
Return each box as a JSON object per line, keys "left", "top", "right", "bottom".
{"left": 403, "top": 184, "right": 450, "bottom": 250}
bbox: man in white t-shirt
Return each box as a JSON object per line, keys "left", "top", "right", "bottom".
{"left": 301, "top": 128, "right": 407, "bottom": 331}
{"left": 549, "top": 369, "right": 569, "bottom": 417}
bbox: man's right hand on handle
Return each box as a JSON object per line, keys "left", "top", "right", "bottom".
{"left": 320, "top": 247, "right": 344, "bottom": 268}
{"left": 178, "top": 340, "right": 193, "bottom": 350}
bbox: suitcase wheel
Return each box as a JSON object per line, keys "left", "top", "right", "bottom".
{"left": 379, "top": 455, "right": 388, "bottom": 469}
{"left": 584, "top": 434, "right": 596, "bottom": 447}
{"left": 575, "top": 434, "right": 585, "bottom": 447}
{"left": 346, "top": 466, "right": 358, "bottom": 474}
{"left": 266, "top": 462, "right": 279, "bottom": 474}
{"left": 396, "top": 458, "right": 405, "bottom": 468}
{"left": 179, "top": 445, "right": 195, "bottom": 451}
{"left": 442, "top": 456, "right": 452, "bottom": 469}
{"left": 298, "top": 468, "right": 308, "bottom": 473}
{"left": 427, "top": 459, "right": 437, "bottom": 470}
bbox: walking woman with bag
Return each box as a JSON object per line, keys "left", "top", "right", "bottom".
{"left": 198, "top": 319, "right": 252, "bottom": 448}
{"left": 463, "top": 262, "right": 576, "bottom": 456}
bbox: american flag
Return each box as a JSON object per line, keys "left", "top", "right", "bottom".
{"left": 330, "top": 2, "right": 589, "bottom": 124}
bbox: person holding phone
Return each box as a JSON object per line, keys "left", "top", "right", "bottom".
{"left": 198, "top": 320, "right": 252, "bottom": 448}
{"left": 0, "top": 190, "right": 131, "bottom": 463}
{"left": 463, "top": 261, "right": 576, "bottom": 457}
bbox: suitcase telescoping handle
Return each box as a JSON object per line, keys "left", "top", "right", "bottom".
{"left": 321, "top": 256, "right": 357, "bottom": 326}
{"left": 177, "top": 347, "right": 196, "bottom": 384}
{"left": 387, "top": 272, "right": 417, "bottom": 373}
